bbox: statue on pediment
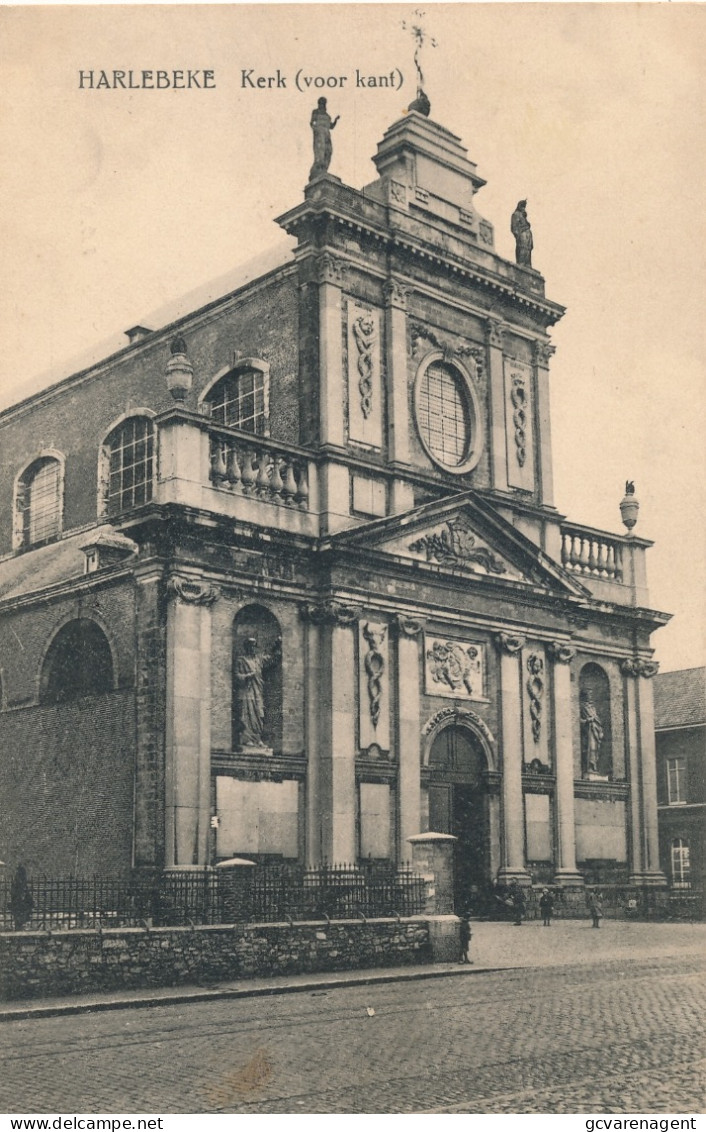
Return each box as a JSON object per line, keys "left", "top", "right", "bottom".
{"left": 511, "top": 200, "right": 533, "bottom": 268}
{"left": 309, "top": 98, "right": 339, "bottom": 181}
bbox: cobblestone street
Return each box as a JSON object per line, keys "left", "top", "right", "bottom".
{"left": 1, "top": 924, "right": 704, "bottom": 1114}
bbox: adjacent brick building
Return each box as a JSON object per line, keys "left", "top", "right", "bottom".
{"left": 0, "top": 104, "right": 670, "bottom": 905}
{"left": 654, "top": 667, "right": 705, "bottom": 892}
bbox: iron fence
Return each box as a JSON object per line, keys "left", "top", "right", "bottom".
{"left": 0, "top": 862, "right": 425, "bottom": 930}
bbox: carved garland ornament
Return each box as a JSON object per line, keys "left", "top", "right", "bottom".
{"left": 547, "top": 642, "right": 576, "bottom": 665}
{"left": 362, "top": 622, "right": 387, "bottom": 729}
{"left": 300, "top": 600, "right": 361, "bottom": 626}
{"left": 510, "top": 374, "right": 528, "bottom": 467}
{"left": 494, "top": 633, "right": 526, "bottom": 655}
{"left": 409, "top": 324, "right": 484, "bottom": 377}
{"left": 352, "top": 313, "right": 377, "bottom": 420}
{"left": 409, "top": 516, "right": 506, "bottom": 574}
{"left": 394, "top": 614, "right": 424, "bottom": 637}
{"left": 526, "top": 653, "right": 545, "bottom": 744}
{"left": 421, "top": 707, "right": 496, "bottom": 756}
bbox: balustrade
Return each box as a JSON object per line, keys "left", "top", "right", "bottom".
{"left": 560, "top": 525, "right": 623, "bottom": 582}
{"left": 209, "top": 431, "right": 310, "bottom": 510}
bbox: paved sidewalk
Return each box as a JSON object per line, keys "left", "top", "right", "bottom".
{"left": 1, "top": 918, "right": 703, "bottom": 1023}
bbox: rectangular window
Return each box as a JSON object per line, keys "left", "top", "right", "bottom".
{"left": 666, "top": 757, "right": 687, "bottom": 804}
{"left": 671, "top": 840, "right": 691, "bottom": 888}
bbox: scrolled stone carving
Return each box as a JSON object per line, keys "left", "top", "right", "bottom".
{"left": 547, "top": 642, "right": 576, "bottom": 665}
{"left": 362, "top": 622, "right": 387, "bottom": 729}
{"left": 383, "top": 278, "right": 408, "bottom": 309}
{"left": 300, "top": 599, "right": 361, "bottom": 626}
{"left": 409, "top": 324, "right": 483, "bottom": 376}
{"left": 352, "top": 313, "right": 377, "bottom": 420}
{"left": 316, "top": 252, "right": 347, "bottom": 286}
{"left": 621, "top": 657, "right": 659, "bottom": 679}
{"left": 533, "top": 340, "right": 556, "bottom": 367}
{"left": 486, "top": 318, "right": 505, "bottom": 350}
{"left": 394, "top": 614, "right": 424, "bottom": 637}
{"left": 409, "top": 516, "right": 506, "bottom": 575}
{"left": 166, "top": 576, "right": 220, "bottom": 606}
{"left": 494, "top": 632, "right": 526, "bottom": 655}
{"left": 526, "top": 654, "right": 544, "bottom": 743}
{"left": 422, "top": 706, "right": 496, "bottom": 749}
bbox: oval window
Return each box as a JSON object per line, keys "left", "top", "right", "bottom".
{"left": 417, "top": 359, "right": 475, "bottom": 471}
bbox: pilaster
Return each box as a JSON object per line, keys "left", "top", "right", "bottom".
{"left": 485, "top": 318, "right": 510, "bottom": 492}
{"left": 548, "top": 642, "right": 583, "bottom": 885}
{"left": 164, "top": 575, "right": 218, "bottom": 867}
{"left": 317, "top": 252, "right": 346, "bottom": 448}
{"left": 533, "top": 340, "right": 556, "bottom": 508}
{"left": 384, "top": 278, "right": 415, "bottom": 515}
{"left": 494, "top": 632, "right": 530, "bottom": 884}
{"left": 395, "top": 615, "right": 423, "bottom": 861}
{"left": 622, "top": 658, "right": 666, "bottom": 885}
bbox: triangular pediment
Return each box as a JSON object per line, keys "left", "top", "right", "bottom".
{"left": 326, "top": 492, "right": 589, "bottom": 597}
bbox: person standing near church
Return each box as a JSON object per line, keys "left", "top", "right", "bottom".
{"left": 459, "top": 913, "right": 472, "bottom": 963}
{"left": 539, "top": 888, "right": 554, "bottom": 927}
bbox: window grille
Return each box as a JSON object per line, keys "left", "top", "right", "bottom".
{"left": 104, "top": 417, "right": 154, "bottom": 516}
{"left": 670, "top": 838, "right": 691, "bottom": 888}
{"left": 417, "top": 360, "right": 471, "bottom": 468}
{"left": 667, "top": 757, "right": 687, "bottom": 805}
{"left": 17, "top": 457, "right": 62, "bottom": 548}
{"left": 208, "top": 368, "right": 267, "bottom": 434}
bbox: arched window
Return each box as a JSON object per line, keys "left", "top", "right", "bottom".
{"left": 100, "top": 414, "right": 155, "bottom": 517}
{"left": 40, "top": 619, "right": 114, "bottom": 703}
{"left": 670, "top": 838, "right": 691, "bottom": 888}
{"left": 204, "top": 361, "right": 269, "bottom": 435}
{"left": 414, "top": 353, "right": 482, "bottom": 475}
{"left": 579, "top": 663, "right": 613, "bottom": 779}
{"left": 14, "top": 454, "right": 63, "bottom": 550}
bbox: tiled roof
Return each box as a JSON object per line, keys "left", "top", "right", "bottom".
{"left": 653, "top": 667, "right": 706, "bottom": 730}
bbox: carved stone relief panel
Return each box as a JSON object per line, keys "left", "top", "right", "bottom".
{"left": 424, "top": 635, "right": 486, "bottom": 702}
{"left": 504, "top": 359, "right": 535, "bottom": 492}
{"left": 346, "top": 302, "right": 382, "bottom": 449}
{"left": 358, "top": 620, "right": 390, "bottom": 751}
{"left": 522, "top": 647, "right": 550, "bottom": 772}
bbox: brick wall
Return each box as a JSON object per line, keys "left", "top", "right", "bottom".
{"left": 0, "top": 918, "right": 432, "bottom": 1001}
{"left": 0, "top": 690, "right": 135, "bottom": 876}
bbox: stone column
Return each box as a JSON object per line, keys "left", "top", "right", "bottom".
{"left": 533, "top": 341, "right": 556, "bottom": 509}
{"left": 384, "top": 278, "right": 415, "bottom": 514}
{"left": 395, "top": 615, "right": 423, "bottom": 862}
{"left": 485, "top": 318, "right": 510, "bottom": 493}
{"left": 623, "top": 659, "right": 666, "bottom": 885}
{"left": 622, "top": 660, "right": 645, "bottom": 880}
{"left": 133, "top": 568, "right": 167, "bottom": 870}
{"left": 164, "top": 575, "right": 218, "bottom": 867}
{"left": 495, "top": 633, "right": 531, "bottom": 884}
{"left": 548, "top": 642, "right": 583, "bottom": 886}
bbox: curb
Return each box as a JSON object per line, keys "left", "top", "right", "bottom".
{"left": 0, "top": 963, "right": 513, "bottom": 1022}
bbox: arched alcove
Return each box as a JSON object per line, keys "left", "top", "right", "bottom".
{"left": 579, "top": 663, "right": 613, "bottom": 778}
{"left": 232, "top": 604, "right": 282, "bottom": 751}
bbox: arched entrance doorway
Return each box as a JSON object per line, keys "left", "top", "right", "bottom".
{"left": 425, "top": 720, "right": 493, "bottom": 913}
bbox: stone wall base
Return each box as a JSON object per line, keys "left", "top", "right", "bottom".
{"left": 0, "top": 918, "right": 433, "bottom": 1003}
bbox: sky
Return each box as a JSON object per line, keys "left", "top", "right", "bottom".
{"left": 0, "top": 3, "right": 704, "bottom": 672}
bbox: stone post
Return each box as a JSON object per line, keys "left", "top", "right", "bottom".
{"left": 164, "top": 575, "right": 218, "bottom": 867}
{"left": 215, "top": 858, "right": 257, "bottom": 923}
{"left": 495, "top": 633, "right": 531, "bottom": 885}
{"left": 408, "top": 832, "right": 459, "bottom": 962}
{"left": 396, "top": 615, "right": 423, "bottom": 862}
{"left": 548, "top": 642, "right": 583, "bottom": 886}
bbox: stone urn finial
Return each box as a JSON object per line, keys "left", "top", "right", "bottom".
{"left": 165, "top": 334, "right": 194, "bottom": 402}
{"left": 620, "top": 480, "right": 639, "bottom": 531}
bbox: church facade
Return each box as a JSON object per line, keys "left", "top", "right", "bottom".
{"left": 0, "top": 108, "right": 668, "bottom": 901}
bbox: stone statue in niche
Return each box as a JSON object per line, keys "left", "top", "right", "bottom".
{"left": 580, "top": 689, "right": 605, "bottom": 775}
{"left": 309, "top": 98, "right": 339, "bottom": 181}
{"left": 235, "top": 635, "right": 281, "bottom": 749}
{"left": 511, "top": 200, "right": 533, "bottom": 267}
